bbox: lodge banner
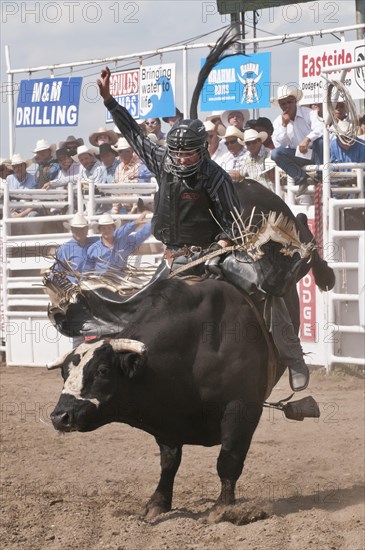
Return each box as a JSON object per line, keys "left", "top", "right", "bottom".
{"left": 16, "top": 77, "right": 82, "bottom": 127}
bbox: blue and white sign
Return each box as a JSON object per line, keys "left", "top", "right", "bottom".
{"left": 16, "top": 77, "right": 82, "bottom": 127}
{"left": 139, "top": 63, "right": 176, "bottom": 119}
{"left": 200, "top": 53, "right": 271, "bottom": 111}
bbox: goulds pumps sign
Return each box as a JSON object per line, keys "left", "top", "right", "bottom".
{"left": 299, "top": 40, "right": 365, "bottom": 103}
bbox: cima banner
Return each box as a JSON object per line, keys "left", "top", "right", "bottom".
{"left": 16, "top": 77, "right": 82, "bottom": 127}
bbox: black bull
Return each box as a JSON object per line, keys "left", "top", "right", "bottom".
{"left": 49, "top": 180, "right": 334, "bottom": 519}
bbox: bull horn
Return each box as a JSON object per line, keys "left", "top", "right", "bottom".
{"left": 47, "top": 350, "right": 71, "bottom": 370}
{"left": 109, "top": 338, "right": 146, "bottom": 354}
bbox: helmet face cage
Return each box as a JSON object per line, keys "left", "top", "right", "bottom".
{"left": 166, "top": 119, "right": 208, "bottom": 176}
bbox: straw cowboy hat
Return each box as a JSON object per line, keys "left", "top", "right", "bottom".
{"left": 10, "top": 153, "right": 33, "bottom": 168}
{"left": 112, "top": 137, "right": 132, "bottom": 152}
{"left": 63, "top": 213, "right": 90, "bottom": 230}
{"left": 242, "top": 128, "right": 268, "bottom": 144}
{"left": 205, "top": 110, "right": 224, "bottom": 122}
{"left": 222, "top": 125, "right": 245, "bottom": 145}
{"left": 89, "top": 126, "right": 119, "bottom": 147}
{"left": 92, "top": 212, "right": 121, "bottom": 232}
{"left": 33, "top": 139, "right": 57, "bottom": 155}
{"left": 271, "top": 84, "right": 303, "bottom": 105}
{"left": 204, "top": 120, "right": 216, "bottom": 132}
{"left": 221, "top": 109, "right": 249, "bottom": 128}
{"left": 72, "top": 145, "right": 98, "bottom": 162}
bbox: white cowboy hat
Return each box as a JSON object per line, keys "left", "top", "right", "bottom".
{"left": 92, "top": 213, "right": 121, "bottom": 232}
{"left": 63, "top": 213, "right": 90, "bottom": 230}
{"left": 33, "top": 139, "right": 57, "bottom": 154}
{"left": 89, "top": 126, "right": 119, "bottom": 147}
{"left": 271, "top": 84, "right": 303, "bottom": 105}
{"left": 112, "top": 137, "right": 132, "bottom": 152}
{"left": 204, "top": 120, "right": 215, "bottom": 132}
{"left": 221, "top": 109, "right": 249, "bottom": 128}
{"left": 223, "top": 125, "right": 245, "bottom": 145}
{"left": 72, "top": 145, "right": 98, "bottom": 162}
{"left": 0, "top": 157, "right": 12, "bottom": 168}
{"left": 204, "top": 110, "right": 224, "bottom": 122}
{"left": 242, "top": 128, "right": 268, "bottom": 144}
{"left": 10, "top": 153, "right": 33, "bottom": 168}
{"left": 147, "top": 133, "right": 166, "bottom": 146}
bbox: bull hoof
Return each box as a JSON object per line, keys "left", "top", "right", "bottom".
{"left": 216, "top": 479, "right": 236, "bottom": 506}
{"left": 144, "top": 492, "right": 171, "bottom": 521}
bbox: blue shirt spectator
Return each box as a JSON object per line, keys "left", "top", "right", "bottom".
{"left": 85, "top": 213, "right": 152, "bottom": 273}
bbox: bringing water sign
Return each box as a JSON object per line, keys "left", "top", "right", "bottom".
{"left": 299, "top": 40, "right": 365, "bottom": 103}
{"left": 139, "top": 63, "right": 176, "bottom": 119}
{"left": 107, "top": 69, "right": 139, "bottom": 122}
{"left": 200, "top": 53, "right": 271, "bottom": 111}
{"left": 16, "top": 77, "right": 82, "bottom": 127}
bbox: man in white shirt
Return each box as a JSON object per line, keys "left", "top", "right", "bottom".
{"left": 271, "top": 85, "right": 323, "bottom": 196}
{"left": 219, "top": 126, "right": 246, "bottom": 181}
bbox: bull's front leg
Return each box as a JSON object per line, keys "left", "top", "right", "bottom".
{"left": 216, "top": 399, "right": 262, "bottom": 506}
{"left": 145, "top": 440, "right": 182, "bottom": 520}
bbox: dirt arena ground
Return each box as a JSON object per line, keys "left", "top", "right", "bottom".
{"left": 1, "top": 364, "right": 364, "bottom": 550}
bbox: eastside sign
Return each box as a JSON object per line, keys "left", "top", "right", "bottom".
{"left": 139, "top": 63, "right": 176, "bottom": 119}
{"left": 16, "top": 77, "right": 82, "bottom": 127}
{"left": 299, "top": 40, "right": 365, "bottom": 103}
{"left": 200, "top": 53, "right": 271, "bottom": 112}
{"left": 107, "top": 69, "right": 139, "bottom": 122}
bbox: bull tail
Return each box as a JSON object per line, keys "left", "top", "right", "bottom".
{"left": 296, "top": 213, "right": 335, "bottom": 292}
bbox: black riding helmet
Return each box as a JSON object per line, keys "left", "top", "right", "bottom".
{"left": 166, "top": 119, "right": 208, "bottom": 176}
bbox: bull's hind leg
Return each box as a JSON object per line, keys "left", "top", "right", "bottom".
{"left": 216, "top": 399, "right": 262, "bottom": 505}
{"left": 145, "top": 441, "right": 182, "bottom": 520}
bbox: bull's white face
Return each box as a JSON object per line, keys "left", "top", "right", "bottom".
{"left": 61, "top": 341, "right": 106, "bottom": 407}
{"left": 50, "top": 339, "right": 146, "bottom": 433}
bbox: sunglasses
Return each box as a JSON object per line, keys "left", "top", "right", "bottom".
{"left": 225, "top": 139, "right": 238, "bottom": 145}
{"left": 146, "top": 120, "right": 159, "bottom": 125}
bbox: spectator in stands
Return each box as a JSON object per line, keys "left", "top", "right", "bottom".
{"left": 162, "top": 108, "right": 183, "bottom": 127}
{"left": 0, "top": 158, "right": 13, "bottom": 189}
{"left": 239, "top": 129, "right": 275, "bottom": 191}
{"left": 358, "top": 114, "right": 365, "bottom": 136}
{"left": 89, "top": 126, "right": 118, "bottom": 147}
{"left": 144, "top": 118, "right": 165, "bottom": 140}
{"left": 204, "top": 120, "right": 225, "bottom": 164}
{"left": 55, "top": 213, "right": 98, "bottom": 276}
{"left": 271, "top": 84, "right": 323, "bottom": 197}
{"left": 74, "top": 145, "right": 105, "bottom": 187}
{"left": 112, "top": 137, "right": 143, "bottom": 214}
{"left": 7, "top": 154, "right": 35, "bottom": 190}
{"left": 33, "top": 139, "right": 59, "bottom": 188}
{"left": 253, "top": 117, "right": 275, "bottom": 149}
{"left": 43, "top": 147, "right": 80, "bottom": 189}
{"left": 330, "top": 120, "right": 365, "bottom": 165}
{"left": 99, "top": 143, "right": 120, "bottom": 182}
{"left": 6, "top": 154, "right": 37, "bottom": 218}
{"left": 333, "top": 101, "right": 348, "bottom": 122}
{"left": 85, "top": 212, "right": 152, "bottom": 274}
{"left": 59, "top": 135, "right": 84, "bottom": 157}
{"left": 219, "top": 126, "right": 247, "bottom": 180}
{"left": 221, "top": 109, "right": 249, "bottom": 131}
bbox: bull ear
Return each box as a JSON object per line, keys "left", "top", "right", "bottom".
{"left": 118, "top": 351, "right": 146, "bottom": 379}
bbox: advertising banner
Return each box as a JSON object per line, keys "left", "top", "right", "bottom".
{"left": 299, "top": 40, "right": 365, "bottom": 103}
{"left": 299, "top": 219, "right": 317, "bottom": 343}
{"left": 16, "top": 77, "right": 82, "bottom": 127}
{"left": 200, "top": 52, "right": 271, "bottom": 111}
{"left": 107, "top": 69, "right": 139, "bottom": 122}
{"left": 139, "top": 63, "right": 176, "bottom": 119}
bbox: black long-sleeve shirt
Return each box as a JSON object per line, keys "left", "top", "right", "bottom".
{"left": 104, "top": 97, "right": 240, "bottom": 240}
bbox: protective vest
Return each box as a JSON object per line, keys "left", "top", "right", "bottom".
{"left": 152, "top": 172, "right": 220, "bottom": 247}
